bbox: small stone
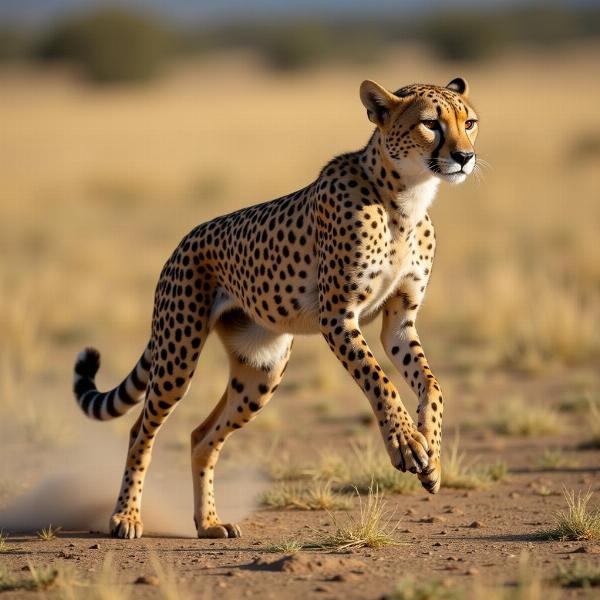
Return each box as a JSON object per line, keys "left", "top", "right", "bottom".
{"left": 469, "top": 521, "right": 484, "bottom": 529}
{"left": 466, "top": 568, "right": 479, "bottom": 576}
{"left": 315, "top": 585, "right": 331, "bottom": 593}
{"left": 89, "top": 543, "right": 100, "bottom": 549}
{"left": 134, "top": 575, "right": 159, "bottom": 587}
{"left": 420, "top": 515, "right": 446, "bottom": 524}
{"left": 432, "top": 542, "right": 442, "bottom": 547}
{"left": 330, "top": 573, "right": 360, "bottom": 582}
{"left": 445, "top": 506, "right": 464, "bottom": 515}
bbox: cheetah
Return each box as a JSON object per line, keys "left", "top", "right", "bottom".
{"left": 73, "top": 77, "right": 479, "bottom": 539}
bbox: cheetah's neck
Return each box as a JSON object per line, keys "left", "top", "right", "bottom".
{"left": 359, "top": 130, "right": 440, "bottom": 225}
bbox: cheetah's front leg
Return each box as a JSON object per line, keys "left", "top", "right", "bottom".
{"left": 381, "top": 293, "right": 443, "bottom": 493}
{"left": 320, "top": 313, "right": 429, "bottom": 475}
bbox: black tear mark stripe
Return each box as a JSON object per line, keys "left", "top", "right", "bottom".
{"left": 429, "top": 107, "right": 446, "bottom": 173}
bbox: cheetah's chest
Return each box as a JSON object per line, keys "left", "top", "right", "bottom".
{"left": 357, "top": 235, "right": 416, "bottom": 322}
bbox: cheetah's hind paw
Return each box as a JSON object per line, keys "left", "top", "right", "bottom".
{"left": 196, "top": 522, "right": 242, "bottom": 539}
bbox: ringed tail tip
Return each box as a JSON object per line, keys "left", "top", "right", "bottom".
{"left": 75, "top": 347, "right": 101, "bottom": 380}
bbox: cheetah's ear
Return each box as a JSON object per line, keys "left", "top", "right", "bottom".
{"left": 446, "top": 77, "right": 469, "bottom": 98}
{"left": 360, "top": 80, "right": 401, "bottom": 127}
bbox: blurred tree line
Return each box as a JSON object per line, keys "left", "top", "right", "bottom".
{"left": 0, "top": 4, "right": 598, "bottom": 83}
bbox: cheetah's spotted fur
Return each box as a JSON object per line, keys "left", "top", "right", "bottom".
{"left": 73, "top": 77, "right": 479, "bottom": 539}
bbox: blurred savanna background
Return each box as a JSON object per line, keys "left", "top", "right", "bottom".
{"left": 1, "top": 0, "right": 600, "bottom": 559}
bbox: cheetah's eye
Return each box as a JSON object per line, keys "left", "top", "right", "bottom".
{"left": 464, "top": 119, "right": 477, "bottom": 130}
{"left": 421, "top": 120, "right": 438, "bottom": 130}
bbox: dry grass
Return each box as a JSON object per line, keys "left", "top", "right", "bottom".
{"left": 559, "top": 386, "right": 600, "bottom": 413}
{"left": 343, "top": 440, "right": 422, "bottom": 494}
{"left": 0, "top": 564, "right": 58, "bottom": 593}
{"left": 442, "top": 434, "right": 507, "bottom": 490}
{"left": 150, "top": 553, "right": 188, "bottom": 600}
{"left": 308, "top": 486, "right": 400, "bottom": 550}
{"left": 383, "top": 577, "right": 463, "bottom": 600}
{"left": 0, "top": 531, "right": 10, "bottom": 553}
{"left": 265, "top": 538, "right": 303, "bottom": 554}
{"left": 386, "top": 554, "right": 549, "bottom": 600}
{"left": 554, "top": 561, "right": 600, "bottom": 588}
{"left": 534, "top": 484, "right": 558, "bottom": 497}
{"left": 259, "top": 480, "right": 351, "bottom": 511}
{"left": 580, "top": 402, "right": 600, "bottom": 449}
{"left": 535, "top": 449, "right": 579, "bottom": 470}
{"left": 36, "top": 524, "right": 61, "bottom": 541}
{"left": 265, "top": 440, "right": 420, "bottom": 495}
{"left": 542, "top": 489, "right": 600, "bottom": 541}
{"left": 493, "top": 398, "right": 561, "bottom": 437}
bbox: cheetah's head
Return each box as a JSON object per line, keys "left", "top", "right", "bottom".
{"left": 360, "top": 78, "right": 478, "bottom": 184}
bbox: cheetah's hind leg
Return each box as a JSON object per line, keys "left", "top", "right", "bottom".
{"left": 190, "top": 309, "right": 293, "bottom": 538}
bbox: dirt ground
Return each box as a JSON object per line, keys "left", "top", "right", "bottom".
{"left": 1, "top": 365, "right": 599, "bottom": 599}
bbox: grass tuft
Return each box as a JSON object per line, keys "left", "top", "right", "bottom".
{"left": 308, "top": 486, "right": 400, "bottom": 550}
{"left": 150, "top": 552, "right": 186, "bottom": 600}
{"left": 259, "top": 480, "right": 351, "bottom": 511}
{"left": 442, "top": 434, "right": 507, "bottom": 490}
{"left": 265, "top": 538, "right": 303, "bottom": 554}
{"left": 265, "top": 439, "right": 420, "bottom": 495}
{"left": 0, "top": 531, "right": 10, "bottom": 553}
{"left": 383, "top": 576, "right": 463, "bottom": 600}
{"left": 535, "top": 449, "right": 579, "bottom": 470}
{"left": 37, "top": 524, "right": 61, "bottom": 541}
{"left": 542, "top": 489, "right": 600, "bottom": 541}
{"left": 579, "top": 402, "right": 600, "bottom": 449}
{"left": 343, "top": 440, "right": 421, "bottom": 494}
{"left": 0, "top": 565, "right": 58, "bottom": 592}
{"left": 554, "top": 561, "right": 600, "bottom": 588}
{"left": 493, "top": 398, "right": 561, "bottom": 436}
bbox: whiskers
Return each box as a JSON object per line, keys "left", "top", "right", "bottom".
{"left": 472, "top": 155, "right": 492, "bottom": 184}
{"left": 426, "top": 156, "right": 455, "bottom": 173}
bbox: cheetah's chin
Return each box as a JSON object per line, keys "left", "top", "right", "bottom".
{"left": 437, "top": 171, "right": 468, "bottom": 185}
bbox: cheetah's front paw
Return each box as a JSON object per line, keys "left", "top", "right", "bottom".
{"left": 196, "top": 522, "right": 242, "bottom": 539}
{"left": 386, "top": 426, "right": 429, "bottom": 474}
{"left": 110, "top": 513, "right": 143, "bottom": 539}
{"left": 418, "top": 457, "right": 441, "bottom": 494}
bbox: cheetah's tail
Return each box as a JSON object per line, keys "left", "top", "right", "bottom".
{"left": 73, "top": 344, "right": 151, "bottom": 421}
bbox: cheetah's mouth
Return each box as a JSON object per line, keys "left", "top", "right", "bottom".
{"left": 436, "top": 171, "right": 468, "bottom": 184}
{"left": 427, "top": 159, "right": 472, "bottom": 184}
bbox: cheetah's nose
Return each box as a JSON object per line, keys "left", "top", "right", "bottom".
{"left": 450, "top": 151, "right": 474, "bottom": 167}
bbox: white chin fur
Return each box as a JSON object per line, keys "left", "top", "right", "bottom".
{"left": 437, "top": 171, "right": 467, "bottom": 184}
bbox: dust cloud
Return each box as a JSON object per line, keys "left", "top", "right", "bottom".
{"left": 0, "top": 421, "right": 267, "bottom": 537}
